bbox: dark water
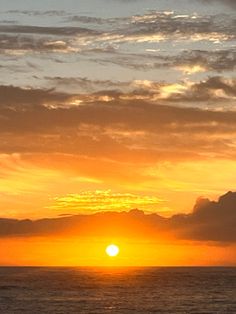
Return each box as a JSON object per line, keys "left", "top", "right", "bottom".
{"left": 0, "top": 267, "right": 235, "bottom": 313}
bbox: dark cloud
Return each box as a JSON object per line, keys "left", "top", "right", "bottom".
{"left": 0, "top": 84, "right": 235, "bottom": 132}
{"left": 172, "top": 49, "right": 236, "bottom": 73}
{"left": 74, "top": 46, "right": 236, "bottom": 74}
{"left": 167, "top": 76, "right": 236, "bottom": 102}
{"left": 190, "top": 76, "right": 236, "bottom": 97}
{"left": 171, "top": 191, "right": 236, "bottom": 242}
{"left": 0, "top": 85, "right": 71, "bottom": 108}
{"left": 152, "top": 49, "right": 236, "bottom": 73}
{"left": 45, "top": 76, "right": 130, "bottom": 94}
{"left": 0, "top": 25, "right": 99, "bottom": 36}
{"left": 0, "top": 81, "right": 235, "bottom": 160}
{"left": 69, "top": 15, "right": 126, "bottom": 26}
{"left": 200, "top": 0, "right": 236, "bottom": 9}
{"left": 0, "top": 34, "right": 72, "bottom": 53}
{"left": 46, "top": 76, "right": 236, "bottom": 101}
{"left": 5, "top": 10, "right": 67, "bottom": 16}
{"left": 0, "top": 192, "right": 235, "bottom": 242}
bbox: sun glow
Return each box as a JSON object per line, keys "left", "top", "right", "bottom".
{"left": 106, "top": 244, "right": 120, "bottom": 257}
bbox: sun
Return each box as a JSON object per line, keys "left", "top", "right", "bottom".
{"left": 106, "top": 244, "right": 119, "bottom": 257}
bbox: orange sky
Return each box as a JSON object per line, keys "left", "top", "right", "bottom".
{"left": 0, "top": 0, "right": 235, "bottom": 265}
{"left": 0, "top": 237, "right": 235, "bottom": 266}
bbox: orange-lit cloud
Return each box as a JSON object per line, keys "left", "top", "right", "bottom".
{"left": 0, "top": 2, "right": 235, "bottom": 267}
{"left": 0, "top": 191, "right": 235, "bottom": 244}
{"left": 49, "top": 190, "right": 164, "bottom": 213}
{"left": 0, "top": 79, "right": 236, "bottom": 221}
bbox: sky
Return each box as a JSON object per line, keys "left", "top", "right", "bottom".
{"left": 0, "top": 0, "right": 235, "bottom": 265}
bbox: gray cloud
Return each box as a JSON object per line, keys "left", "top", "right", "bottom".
{"left": 117, "top": 12, "right": 236, "bottom": 41}
{"left": 0, "top": 25, "right": 99, "bottom": 36}
{"left": 0, "top": 23, "right": 100, "bottom": 55}
{"left": 5, "top": 10, "right": 67, "bottom": 16}
{"left": 200, "top": 0, "right": 236, "bottom": 9}
{"left": 87, "top": 48, "right": 236, "bottom": 73}
{"left": 45, "top": 75, "right": 236, "bottom": 105}
{"left": 0, "top": 34, "right": 73, "bottom": 53}
{"left": 166, "top": 76, "right": 236, "bottom": 102}
{"left": 0, "top": 11, "right": 235, "bottom": 58}
{"left": 46, "top": 75, "right": 236, "bottom": 96}
{"left": 171, "top": 191, "right": 236, "bottom": 242}
{"left": 171, "top": 49, "right": 236, "bottom": 72}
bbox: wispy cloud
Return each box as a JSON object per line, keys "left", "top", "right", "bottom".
{"left": 0, "top": 1, "right": 235, "bottom": 232}
{"left": 49, "top": 190, "right": 164, "bottom": 213}
{"left": 0, "top": 11, "right": 235, "bottom": 57}
{"left": 95, "top": 49, "right": 236, "bottom": 73}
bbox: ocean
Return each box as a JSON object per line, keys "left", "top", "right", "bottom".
{"left": 0, "top": 267, "right": 235, "bottom": 313}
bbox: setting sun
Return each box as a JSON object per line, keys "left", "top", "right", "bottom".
{"left": 106, "top": 244, "right": 120, "bottom": 257}
{"left": 0, "top": 0, "right": 236, "bottom": 312}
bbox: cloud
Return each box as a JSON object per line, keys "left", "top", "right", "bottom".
{"left": 171, "top": 191, "right": 236, "bottom": 242}
{"left": 0, "top": 11, "right": 235, "bottom": 58}
{"left": 103, "top": 49, "right": 236, "bottom": 73}
{"left": 0, "top": 191, "right": 235, "bottom": 242}
{"left": 0, "top": 24, "right": 99, "bottom": 55}
{"left": 120, "top": 48, "right": 236, "bottom": 74}
{"left": 69, "top": 15, "right": 127, "bottom": 26}
{"left": 68, "top": 11, "right": 235, "bottom": 44}
{"left": 166, "top": 76, "right": 236, "bottom": 102}
{"left": 190, "top": 76, "right": 236, "bottom": 97}
{"left": 46, "top": 76, "right": 236, "bottom": 104}
{"left": 105, "top": 12, "right": 236, "bottom": 48}
{"left": 172, "top": 49, "right": 236, "bottom": 73}
{"left": 48, "top": 190, "right": 164, "bottom": 213}
{"left": 0, "top": 85, "right": 72, "bottom": 108}
{"left": 0, "top": 25, "right": 99, "bottom": 36}
{"left": 0, "top": 34, "right": 74, "bottom": 54}
{"left": 5, "top": 10, "right": 67, "bottom": 16}
{"left": 0, "top": 80, "right": 236, "bottom": 162}
{"left": 200, "top": 0, "right": 236, "bottom": 9}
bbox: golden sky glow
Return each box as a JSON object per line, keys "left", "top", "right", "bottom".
{"left": 0, "top": 0, "right": 235, "bottom": 266}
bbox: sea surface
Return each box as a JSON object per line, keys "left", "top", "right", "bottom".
{"left": 0, "top": 267, "right": 235, "bottom": 313}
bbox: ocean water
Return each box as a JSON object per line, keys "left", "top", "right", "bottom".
{"left": 0, "top": 267, "right": 235, "bottom": 313}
